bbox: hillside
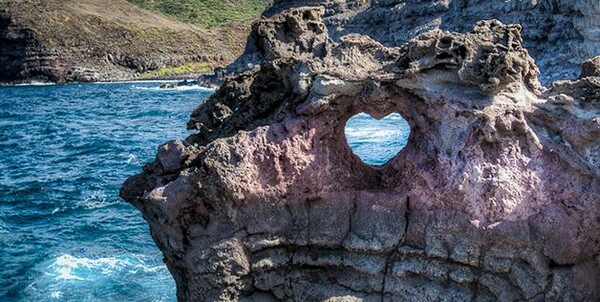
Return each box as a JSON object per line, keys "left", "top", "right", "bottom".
{"left": 127, "top": 0, "right": 268, "bottom": 28}
{"left": 0, "top": 0, "right": 270, "bottom": 83}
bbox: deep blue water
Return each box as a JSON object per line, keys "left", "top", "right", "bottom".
{"left": 0, "top": 82, "right": 213, "bottom": 301}
{"left": 0, "top": 82, "right": 409, "bottom": 301}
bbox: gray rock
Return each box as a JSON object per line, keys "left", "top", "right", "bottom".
{"left": 204, "top": 0, "right": 600, "bottom": 86}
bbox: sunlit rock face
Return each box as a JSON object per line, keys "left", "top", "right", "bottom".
{"left": 121, "top": 7, "right": 600, "bottom": 301}
{"left": 219, "top": 0, "right": 600, "bottom": 86}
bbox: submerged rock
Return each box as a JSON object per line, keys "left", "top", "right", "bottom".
{"left": 122, "top": 7, "right": 600, "bottom": 301}
{"left": 159, "top": 80, "right": 199, "bottom": 89}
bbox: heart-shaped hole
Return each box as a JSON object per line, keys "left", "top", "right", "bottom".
{"left": 344, "top": 113, "right": 410, "bottom": 166}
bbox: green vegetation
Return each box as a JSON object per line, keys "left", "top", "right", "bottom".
{"left": 127, "top": 0, "right": 270, "bottom": 28}
{"left": 140, "top": 62, "right": 213, "bottom": 78}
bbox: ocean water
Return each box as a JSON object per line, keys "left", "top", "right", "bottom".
{"left": 0, "top": 82, "right": 213, "bottom": 301}
{"left": 345, "top": 113, "right": 410, "bottom": 165}
{"left": 0, "top": 82, "right": 409, "bottom": 301}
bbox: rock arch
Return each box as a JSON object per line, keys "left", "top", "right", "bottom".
{"left": 122, "top": 7, "right": 600, "bottom": 301}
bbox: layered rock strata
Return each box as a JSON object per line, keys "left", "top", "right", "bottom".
{"left": 122, "top": 7, "right": 600, "bottom": 301}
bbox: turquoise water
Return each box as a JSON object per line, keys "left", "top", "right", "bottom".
{"left": 345, "top": 113, "right": 410, "bottom": 165}
{"left": 0, "top": 82, "right": 409, "bottom": 301}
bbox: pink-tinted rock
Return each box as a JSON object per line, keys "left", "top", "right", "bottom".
{"left": 121, "top": 7, "right": 599, "bottom": 301}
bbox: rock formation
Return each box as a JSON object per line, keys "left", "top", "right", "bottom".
{"left": 211, "top": 0, "right": 599, "bottom": 86}
{"left": 122, "top": 6, "right": 600, "bottom": 301}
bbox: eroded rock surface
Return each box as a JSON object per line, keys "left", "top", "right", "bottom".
{"left": 122, "top": 7, "right": 600, "bottom": 301}
{"left": 213, "top": 0, "right": 600, "bottom": 86}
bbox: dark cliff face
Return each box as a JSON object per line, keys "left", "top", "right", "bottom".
{"left": 0, "top": 13, "right": 58, "bottom": 83}
{"left": 0, "top": 5, "right": 128, "bottom": 83}
{"left": 0, "top": 6, "right": 132, "bottom": 83}
{"left": 0, "top": 13, "right": 27, "bottom": 82}
{"left": 123, "top": 6, "right": 600, "bottom": 301}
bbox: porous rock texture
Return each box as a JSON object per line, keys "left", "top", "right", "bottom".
{"left": 215, "top": 0, "right": 600, "bottom": 86}
{"left": 122, "top": 7, "right": 600, "bottom": 301}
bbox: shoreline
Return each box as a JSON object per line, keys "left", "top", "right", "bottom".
{"left": 0, "top": 78, "right": 202, "bottom": 87}
{"left": 0, "top": 72, "right": 215, "bottom": 87}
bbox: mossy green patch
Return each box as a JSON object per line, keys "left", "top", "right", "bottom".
{"left": 140, "top": 62, "right": 213, "bottom": 79}
{"left": 126, "top": 0, "right": 269, "bottom": 29}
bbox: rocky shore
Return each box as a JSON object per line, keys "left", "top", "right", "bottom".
{"left": 122, "top": 5, "right": 600, "bottom": 301}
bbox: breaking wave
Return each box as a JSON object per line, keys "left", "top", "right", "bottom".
{"left": 22, "top": 253, "right": 173, "bottom": 301}
{"left": 133, "top": 85, "right": 215, "bottom": 92}
{"left": 0, "top": 81, "right": 205, "bottom": 301}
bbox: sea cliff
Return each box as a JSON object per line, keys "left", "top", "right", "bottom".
{"left": 122, "top": 5, "right": 600, "bottom": 301}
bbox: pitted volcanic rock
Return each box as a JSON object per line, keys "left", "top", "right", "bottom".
{"left": 121, "top": 7, "right": 600, "bottom": 301}
{"left": 214, "top": 0, "right": 600, "bottom": 87}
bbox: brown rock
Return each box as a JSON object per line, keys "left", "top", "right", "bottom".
{"left": 122, "top": 7, "right": 600, "bottom": 301}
